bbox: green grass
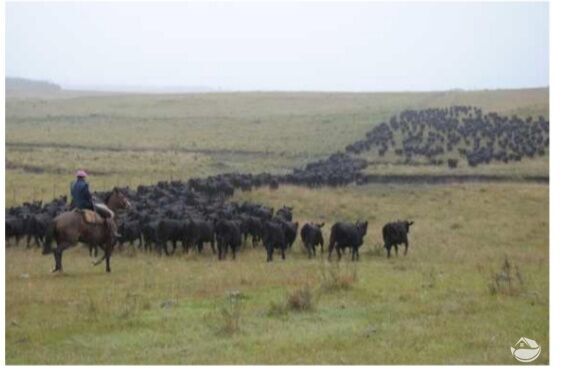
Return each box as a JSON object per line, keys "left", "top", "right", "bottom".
{"left": 5, "top": 183, "right": 548, "bottom": 364}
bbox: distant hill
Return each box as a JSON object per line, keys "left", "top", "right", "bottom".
{"left": 6, "top": 77, "right": 61, "bottom": 96}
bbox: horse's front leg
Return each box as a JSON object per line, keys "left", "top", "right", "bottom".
{"left": 53, "top": 241, "right": 73, "bottom": 273}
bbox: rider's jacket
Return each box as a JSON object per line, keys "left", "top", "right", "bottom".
{"left": 70, "top": 178, "right": 93, "bottom": 210}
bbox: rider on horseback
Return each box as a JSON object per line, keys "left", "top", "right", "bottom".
{"left": 71, "top": 170, "right": 120, "bottom": 238}
{"left": 71, "top": 170, "right": 94, "bottom": 210}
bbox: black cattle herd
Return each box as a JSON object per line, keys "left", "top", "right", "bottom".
{"left": 5, "top": 183, "right": 414, "bottom": 262}
{"left": 346, "top": 106, "right": 549, "bottom": 168}
{"left": 6, "top": 106, "right": 549, "bottom": 265}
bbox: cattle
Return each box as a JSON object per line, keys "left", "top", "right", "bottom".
{"left": 344, "top": 106, "right": 548, "bottom": 169}
{"left": 214, "top": 219, "right": 242, "bottom": 260}
{"left": 382, "top": 220, "right": 414, "bottom": 258}
{"left": 187, "top": 219, "right": 216, "bottom": 254}
{"left": 276, "top": 219, "right": 298, "bottom": 250}
{"left": 300, "top": 222, "right": 324, "bottom": 258}
{"left": 262, "top": 220, "right": 287, "bottom": 262}
{"left": 25, "top": 213, "right": 52, "bottom": 248}
{"left": 276, "top": 206, "right": 294, "bottom": 222}
{"left": 328, "top": 221, "right": 368, "bottom": 261}
{"left": 239, "top": 215, "right": 263, "bottom": 248}
{"left": 117, "top": 220, "right": 143, "bottom": 249}
{"left": 142, "top": 220, "right": 161, "bottom": 252}
{"left": 6, "top": 216, "right": 26, "bottom": 246}
{"left": 157, "top": 219, "right": 188, "bottom": 255}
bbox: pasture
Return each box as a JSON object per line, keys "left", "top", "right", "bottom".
{"left": 4, "top": 89, "right": 549, "bottom": 364}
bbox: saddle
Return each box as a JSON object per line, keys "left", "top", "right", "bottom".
{"left": 75, "top": 204, "right": 114, "bottom": 225}
{"left": 76, "top": 209, "right": 105, "bottom": 225}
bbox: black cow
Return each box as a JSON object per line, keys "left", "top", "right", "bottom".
{"left": 188, "top": 219, "right": 216, "bottom": 254}
{"left": 6, "top": 216, "right": 26, "bottom": 246}
{"left": 214, "top": 219, "right": 242, "bottom": 260}
{"left": 382, "top": 220, "right": 414, "bottom": 258}
{"left": 276, "top": 206, "right": 294, "bottom": 222}
{"left": 239, "top": 215, "right": 263, "bottom": 247}
{"left": 328, "top": 221, "right": 368, "bottom": 261}
{"left": 262, "top": 221, "right": 287, "bottom": 261}
{"left": 117, "top": 220, "right": 143, "bottom": 249}
{"left": 25, "top": 213, "right": 52, "bottom": 248}
{"left": 142, "top": 220, "right": 160, "bottom": 251}
{"left": 157, "top": 219, "right": 187, "bottom": 255}
{"left": 300, "top": 222, "right": 324, "bottom": 258}
{"left": 278, "top": 220, "right": 299, "bottom": 250}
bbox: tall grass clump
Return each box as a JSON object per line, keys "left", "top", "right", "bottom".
{"left": 287, "top": 285, "right": 314, "bottom": 312}
{"left": 217, "top": 290, "right": 244, "bottom": 336}
{"left": 318, "top": 261, "right": 359, "bottom": 293}
{"left": 488, "top": 256, "right": 525, "bottom": 296}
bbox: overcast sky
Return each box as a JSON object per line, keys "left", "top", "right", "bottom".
{"left": 6, "top": 1, "right": 549, "bottom": 92}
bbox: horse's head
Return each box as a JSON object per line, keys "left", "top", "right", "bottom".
{"left": 107, "top": 188, "right": 132, "bottom": 212}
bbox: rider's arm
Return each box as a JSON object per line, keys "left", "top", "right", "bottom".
{"left": 83, "top": 182, "right": 94, "bottom": 206}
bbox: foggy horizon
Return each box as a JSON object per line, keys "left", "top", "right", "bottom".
{"left": 6, "top": 2, "right": 549, "bottom": 92}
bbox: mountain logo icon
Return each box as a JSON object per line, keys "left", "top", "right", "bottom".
{"left": 511, "top": 337, "right": 541, "bottom": 363}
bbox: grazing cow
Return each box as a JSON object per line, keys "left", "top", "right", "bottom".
{"left": 382, "top": 220, "right": 414, "bottom": 258}
{"left": 262, "top": 221, "right": 287, "bottom": 261}
{"left": 328, "top": 221, "right": 368, "bottom": 261}
{"left": 214, "top": 219, "right": 242, "bottom": 260}
{"left": 300, "top": 222, "right": 325, "bottom": 258}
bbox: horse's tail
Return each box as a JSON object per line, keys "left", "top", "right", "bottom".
{"left": 42, "top": 221, "right": 56, "bottom": 255}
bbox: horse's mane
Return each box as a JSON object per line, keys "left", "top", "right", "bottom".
{"left": 103, "top": 191, "right": 113, "bottom": 204}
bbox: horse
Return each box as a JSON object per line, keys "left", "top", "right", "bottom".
{"left": 42, "top": 188, "right": 131, "bottom": 273}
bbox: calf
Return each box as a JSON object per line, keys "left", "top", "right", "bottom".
{"left": 300, "top": 222, "right": 325, "bottom": 258}
{"left": 382, "top": 220, "right": 414, "bottom": 258}
{"left": 328, "top": 221, "right": 368, "bottom": 261}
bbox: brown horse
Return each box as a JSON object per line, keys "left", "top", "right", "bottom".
{"left": 42, "top": 188, "right": 131, "bottom": 273}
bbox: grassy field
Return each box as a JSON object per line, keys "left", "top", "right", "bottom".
{"left": 5, "top": 184, "right": 548, "bottom": 364}
{"left": 5, "top": 88, "right": 548, "bottom": 206}
{"left": 5, "top": 89, "right": 549, "bottom": 364}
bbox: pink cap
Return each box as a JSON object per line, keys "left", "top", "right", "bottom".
{"left": 76, "top": 170, "right": 88, "bottom": 177}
